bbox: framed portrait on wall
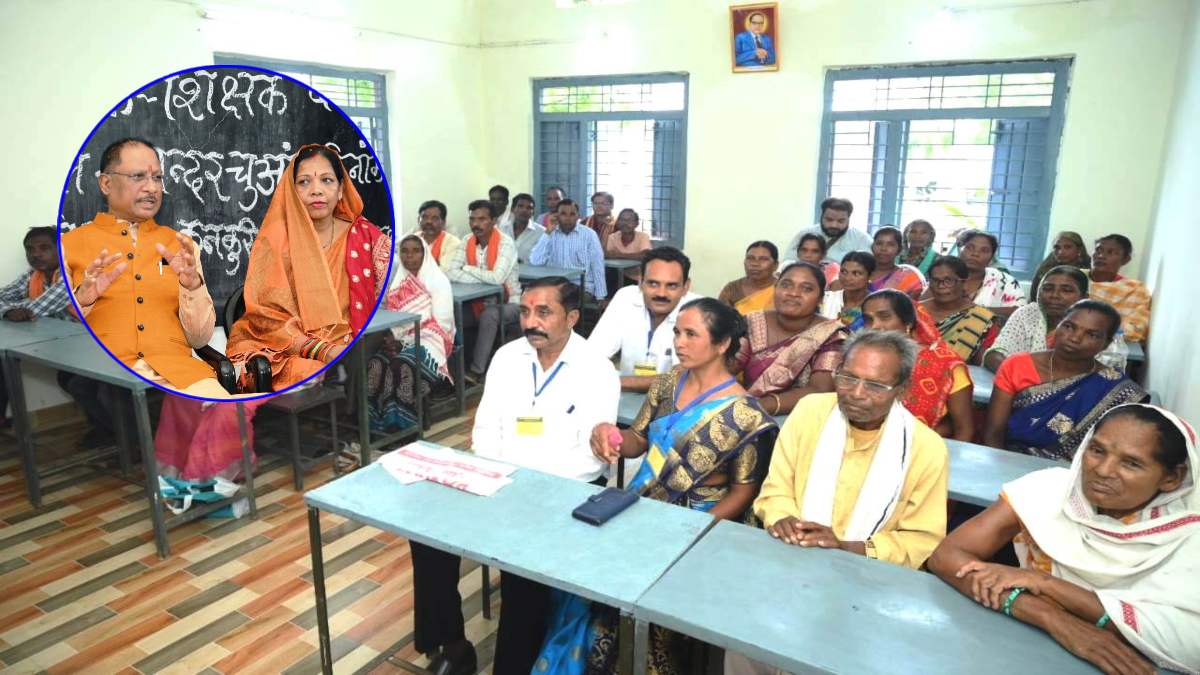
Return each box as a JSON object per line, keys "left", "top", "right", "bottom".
{"left": 730, "top": 3, "right": 779, "bottom": 73}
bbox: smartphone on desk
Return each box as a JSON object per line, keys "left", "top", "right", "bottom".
{"left": 571, "top": 487, "right": 638, "bottom": 526}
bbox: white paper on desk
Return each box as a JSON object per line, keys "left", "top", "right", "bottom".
{"left": 379, "top": 442, "right": 515, "bottom": 496}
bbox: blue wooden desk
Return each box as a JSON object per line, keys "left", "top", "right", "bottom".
{"left": 519, "top": 262, "right": 585, "bottom": 291}
{"left": 449, "top": 283, "right": 505, "bottom": 414}
{"left": 302, "top": 442, "right": 715, "bottom": 675}
{"left": 617, "top": 392, "right": 1057, "bottom": 506}
{"left": 6, "top": 332, "right": 255, "bottom": 557}
{"left": 634, "top": 519, "right": 1097, "bottom": 675}
{"left": 604, "top": 258, "right": 641, "bottom": 292}
{"left": 353, "top": 310, "right": 422, "bottom": 465}
{"left": 969, "top": 364, "right": 995, "bottom": 405}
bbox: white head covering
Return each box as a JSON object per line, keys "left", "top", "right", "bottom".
{"left": 388, "top": 233, "right": 454, "bottom": 337}
{"left": 1004, "top": 403, "right": 1199, "bottom": 673}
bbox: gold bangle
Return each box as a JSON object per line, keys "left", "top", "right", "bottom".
{"left": 768, "top": 393, "right": 782, "bottom": 415}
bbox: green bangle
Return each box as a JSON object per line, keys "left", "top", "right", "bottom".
{"left": 1002, "top": 587, "right": 1026, "bottom": 616}
{"left": 1096, "top": 613, "right": 1111, "bottom": 629}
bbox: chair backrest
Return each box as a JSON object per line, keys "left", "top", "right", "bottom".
{"left": 222, "top": 286, "right": 247, "bottom": 334}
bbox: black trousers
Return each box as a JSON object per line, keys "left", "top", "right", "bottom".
{"left": 410, "top": 476, "right": 605, "bottom": 670}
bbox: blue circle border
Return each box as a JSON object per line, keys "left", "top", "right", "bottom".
{"left": 55, "top": 63, "right": 398, "bottom": 404}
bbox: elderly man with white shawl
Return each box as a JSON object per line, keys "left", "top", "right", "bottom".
{"left": 930, "top": 404, "right": 1199, "bottom": 675}
{"left": 726, "top": 330, "right": 950, "bottom": 675}
{"left": 366, "top": 233, "right": 455, "bottom": 433}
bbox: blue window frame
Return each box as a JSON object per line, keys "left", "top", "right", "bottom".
{"left": 214, "top": 53, "right": 391, "bottom": 181}
{"left": 533, "top": 73, "right": 689, "bottom": 248}
{"left": 815, "top": 59, "right": 1071, "bottom": 277}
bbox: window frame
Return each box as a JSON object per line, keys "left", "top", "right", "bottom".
{"left": 213, "top": 53, "right": 392, "bottom": 181}
{"left": 815, "top": 59, "right": 1071, "bottom": 278}
{"left": 532, "top": 72, "right": 690, "bottom": 248}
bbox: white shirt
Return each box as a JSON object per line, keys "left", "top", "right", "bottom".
{"left": 473, "top": 332, "right": 618, "bottom": 482}
{"left": 588, "top": 285, "right": 704, "bottom": 377}
{"left": 500, "top": 219, "right": 545, "bottom": 264}
{"left": 782, "top": 224, "right": 874, "bottom": 265}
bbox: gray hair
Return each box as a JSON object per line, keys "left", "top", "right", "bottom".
{"left": 842, "top": 329, "right": 919, "bottom": 385}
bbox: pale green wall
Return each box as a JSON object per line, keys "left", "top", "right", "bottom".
{"left": 1145, "top": 1, "right": 1200, "bottom": 422}
{"left": 477, "top": 0, "right": 1191, "bottom": 296}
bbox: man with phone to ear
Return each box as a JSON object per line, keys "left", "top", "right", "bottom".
{"left": 407, "top": 276, "right": 618, "bottom": 675}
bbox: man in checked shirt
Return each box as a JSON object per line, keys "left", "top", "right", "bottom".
{"left": 0, "top": 226, "right": 115, "bottom": 446}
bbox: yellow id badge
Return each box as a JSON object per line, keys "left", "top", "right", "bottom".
{"left": 633, "top": 361, "right": 658, "bottom": 377}
{"left": 516, "top": 416, "right": 544, "bottom": 436}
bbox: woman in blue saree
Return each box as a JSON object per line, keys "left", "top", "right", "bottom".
{"left": 534, "top": 298, "right": 777, "bottom": 675}
{"left": 984, "top": 300, "right": 1147, "bottom": 461}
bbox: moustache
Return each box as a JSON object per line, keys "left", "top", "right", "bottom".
{"left": 523, "top": 328, "right": 549, "bottom": 340}
{"left": 650, "top": 296, "right": 670, "bottom": 304}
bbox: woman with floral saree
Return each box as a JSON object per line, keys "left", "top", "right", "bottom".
{"left": 531, "top": 298, "right": 777, "bottom": 675}
{"left": 367, "top": 234, "right": 455, "bottom": 432}
{"left": 984, "top": 300, "right": 1147, "bottom": 461}
{"left": 862, "top": 289, "right": 975, "bottom": 442}
{"left": 736, "top": 262, "right": 848, "bottom": 416}
{"left": 921, "top": 255, "right": 998, "bottom": 365}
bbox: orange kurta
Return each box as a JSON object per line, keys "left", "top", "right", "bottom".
{"left": 61, "top": 213, "right": 215, "bottom": 388}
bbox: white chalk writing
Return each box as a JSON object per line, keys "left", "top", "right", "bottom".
{"left": 176, "top": 217, "right": 259, "bottom": 277}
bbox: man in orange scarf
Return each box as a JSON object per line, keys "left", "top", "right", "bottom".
{"left": 60, "top": 138, "right": 224, "bottom": 397}
{"left": 444, "top": 199, "right": 521, "bottom": 383}
{"left": 417, "top": 200, "right": 462, "bottom": 274}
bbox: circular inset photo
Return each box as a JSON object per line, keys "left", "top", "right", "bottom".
{"left": 57, "top": 65, "right": 396, "bottom": 403}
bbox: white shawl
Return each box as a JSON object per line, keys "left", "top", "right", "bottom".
{"left": 801, "top": 400, "right": 918, "bottom": 541}
{"left": 1004, "top": 404, "right": 1200, "bottom": 674}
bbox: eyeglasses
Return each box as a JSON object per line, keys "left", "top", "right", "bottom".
{"left": 929, "top": 276, "right": 961, "bottom": 288}
{"left": 104, "top": 171, "right": 165, "bottom": 186}
{"left": 833, "top": 370, "right": 899, "bottom": 395}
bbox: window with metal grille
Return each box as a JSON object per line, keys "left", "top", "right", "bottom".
{"left": 815, "top": 60, "right": 1070, "bottom": 277}
{"left": 534, "top": 75, "right": 689, "bottom": 247}
{"left": 214, "top": 54, "right": 390, "bottom": 178}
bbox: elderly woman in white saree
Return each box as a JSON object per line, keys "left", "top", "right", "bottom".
{"left": 929, "top": 404, "right": 1199, "bottom": 675}
{"left": 366, "top": 234, "right": 455, "bottom": 432}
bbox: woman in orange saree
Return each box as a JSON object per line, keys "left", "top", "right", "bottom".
{"left": 155, "top": 145, "right": 391, "bottom": 483}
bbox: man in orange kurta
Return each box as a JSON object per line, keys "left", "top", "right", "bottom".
{"left": 61, "top": 138, "right": 225, "bottom": 397}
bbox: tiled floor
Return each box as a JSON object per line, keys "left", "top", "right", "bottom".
{"left": 0, "top": 408, "right": 500, "bottom": 674}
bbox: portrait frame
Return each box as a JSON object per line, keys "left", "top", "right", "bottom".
{"left": 730, "top": 3, "right": 780, "bottom": 73}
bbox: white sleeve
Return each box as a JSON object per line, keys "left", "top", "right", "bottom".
{"left": 471, "top": 355, "right": 505, "bottom": 460}
{"left": 586, "top": 293, "right": 625, "bottom": 359}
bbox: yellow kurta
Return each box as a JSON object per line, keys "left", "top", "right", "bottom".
{"left": 754, "top": 392, "right": 949, "bottom": 569}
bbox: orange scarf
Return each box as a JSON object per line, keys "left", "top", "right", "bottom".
{"left": 431, "top": 231, "right": 447, "bottom": 262}
{"left": 465, "top": 227, "right": 506, "bottom": 317}
{"left": 27, "top": 270, "right": 47, "bottom": 299}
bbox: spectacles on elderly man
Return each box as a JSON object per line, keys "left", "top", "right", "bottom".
{"left": 833, "top": 369, "right": 899, "bottom": 395}
{"left": 104, "top": 171, "right": 165, "bottom": 186}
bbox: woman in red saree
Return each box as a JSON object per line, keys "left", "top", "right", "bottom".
{"left": 861, "top": 289, "right": 975, "bottom": 441}
{"left": 156, "top": 144, "right": 391, "bottom": 482}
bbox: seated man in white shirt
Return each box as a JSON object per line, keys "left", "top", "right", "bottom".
{"left": 588, "top": 246, "right": 703, "bottom": 392}
{"left": 782, "top": 197, "right": 873, "bottom": 266}
{"left": 408, "top": 276, "right": 619, "bottom": 675}
{"left": 489, "top": 184, "right": 514, "bottom": 231}
{"left": 444, "top": 199, "right": 521, "bottom": 383}
{"left": 498, "top": 192, "right": 544, "bottom": 264}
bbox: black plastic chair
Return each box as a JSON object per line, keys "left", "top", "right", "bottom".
{"left": 220, "top": 287, "right": 272, "bottom": 393}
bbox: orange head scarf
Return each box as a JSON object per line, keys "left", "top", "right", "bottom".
{"left": 227, "top": 144, "right": 383, "bottom": 373}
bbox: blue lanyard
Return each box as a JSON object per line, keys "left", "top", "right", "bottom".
{"left": 672, "top": 370, "right": 737, "bottom": 416}
{"left": 646, "top": 309, "right": 657, "bottom": 352}
{"left": 531, "top": 361, "right": 565, "bottom": 406}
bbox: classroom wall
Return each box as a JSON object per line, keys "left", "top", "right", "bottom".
{"left": 477, "top": 0, "right": 1191, "bottom": 296}
{"left": 0, "top": 0, "right": 487, "bottom": 409}
{"left": 1144, "top": 1, "right": 1200, "bottom": 422}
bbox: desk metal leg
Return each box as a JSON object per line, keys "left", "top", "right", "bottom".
{"left": 357, "top": 341, "right": 370, "bottom": 467}
{"left": 454, "top": 301, "right": 465, "bottom": 415}
{"left": 6, "top": 355, "right": 39, "bottom": 508}
{"left": 413, "top": 316, "right": 423, "bottom": 437}
{"left": 632, "top": 617, "right": 649, "bottom": 675}
{"left": 308, "top": 507, "right": 334, "bottom": 675}
{"left": 134, "top": 389, "right": 170, "bottom": 559}
{"left": 236, "top": 402, "right": 258, "bottom": 518}
{"left": 113, "top": 391, "right": 132, "bottom": 477}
